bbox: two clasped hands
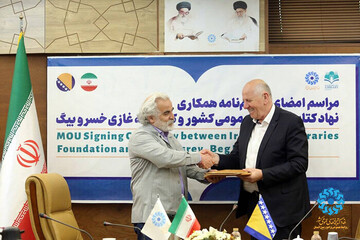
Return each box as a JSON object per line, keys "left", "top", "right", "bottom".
{"left": 197, "top": 149, "right": 263, "bottom": 184}
{"left": 197, "top": 149, "right": 219, "bottom": 169}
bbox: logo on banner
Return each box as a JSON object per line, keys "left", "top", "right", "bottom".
{"left": 324, "top": 71, "right": 339, "bottom": 90}
{"left": 305, "top": 71, "right": 320, "bottom": 90}
{"left": 208, "top": 34, "right": 216, "bottom": 43}
{"left": 152, "top": 212, "right": 167, "bottom": 227}
{"left": 16, "top": 140, "right": 40, "bottom": 168}
{"left": 81, "top": 73, "right": 98, "bottom": 92}
{"left": 57, "top": 73, "right": 75, "bottom": 92}
{"left": 317, "top": 188, "right": 344, "bottom": 215}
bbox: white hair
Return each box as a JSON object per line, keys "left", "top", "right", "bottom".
{"left": 254, "top": 80, "right": 272, "bottom": 98}
{"left": 137, "top": 92, "right": 170, "bottom": 125}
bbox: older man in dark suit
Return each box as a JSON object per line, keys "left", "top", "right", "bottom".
{"left": 204, "top": 79, "right": 310, "bottom": 240}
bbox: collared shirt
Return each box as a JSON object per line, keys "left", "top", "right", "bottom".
{"left": 243, "top": 104, "right": 275, "bottom": 193}
{"left": 153, "top": 126, "right": 169, "bottom": 143}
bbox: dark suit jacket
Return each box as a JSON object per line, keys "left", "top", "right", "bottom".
{"left": 217, "top": 106, "right": 310, "bottom": 227}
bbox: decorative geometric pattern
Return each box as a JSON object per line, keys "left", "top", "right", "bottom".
{"left": 0, "top": 0, "right": 160, "bottom": 54}
{"left": 305, "top": 71, "right": 319, "bottom": 85}
{"left": 0, "top": 0, "right": 45, "bottom": 53}
{"left": 2, "top": 91, "right": 33, "bottom": 159}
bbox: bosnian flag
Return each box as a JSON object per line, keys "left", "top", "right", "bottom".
{"left": 169, "top": 196, "right": 201, "bottom": 238}
{"left": 141, "top": 198, "right": 171, "bottom": 240}
{"left": 0, "top": 32, "right": 46, "bottom": 240}
{"left": 244, "top": 195, "right": 277, "bottom": 240}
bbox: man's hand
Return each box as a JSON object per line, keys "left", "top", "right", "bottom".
{"left": 239, "top": 34, "right": 247, "bottom": 40}
{"left": 200, "top": 149, "right": 219, "bottom": 166}
{"left": 176, "top": 33, "right": 185, "bottom": 39}
{"left": 238, "top": 168, "right": 263, "bottom": 183}
{"left": 197, "top": 152, "right": 214, "bottom": 169}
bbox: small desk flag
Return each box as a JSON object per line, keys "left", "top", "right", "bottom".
{"left": 141, "top": 198, "right": 171, "bottom": 240}
{"left": 244, "top": 195, "right": 277, "bottom": 240}
{"left": 169, "top": 196, "right": 201, "bottom": 239}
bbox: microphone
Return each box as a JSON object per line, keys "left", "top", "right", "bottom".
{"left": 287, "top": 202, "right": 318, "bottom": 240}
{"left": 219, "top": 203, "right": 238, "bottom": 231}
{"left": 104, "top": 221, "right": 144, "bottom": 240}
{"left": 103, "top": 221, "right": 142, "bottom": 232}
{"left": 39, "top": 213, "right": 94, "bottom": 240}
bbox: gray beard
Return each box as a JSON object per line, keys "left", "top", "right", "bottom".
{"left": 153, "top": 118, "right": 174, "bottom": 132}
{"left": 236, "top": 16, "right": 245, "bottom": 24}
{"left": 179, "top": 15, "right": 189, "bottom": 24}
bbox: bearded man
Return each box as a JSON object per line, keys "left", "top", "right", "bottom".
{"left": 129, "top": 92, "right": 213, "bottom": 240}
{"left": 221, "top": 1, "right": 259, "bottom": 50}
{"left": 167, "top": 1, "right": 200, "bottom": 40}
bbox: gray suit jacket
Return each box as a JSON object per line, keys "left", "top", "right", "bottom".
{"left": 129, "top": 124, "right": 207, "bottom": 223}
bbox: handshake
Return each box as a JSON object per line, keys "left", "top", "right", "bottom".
{"left": 197, "top": 149, "right": 219, "bottom": 169}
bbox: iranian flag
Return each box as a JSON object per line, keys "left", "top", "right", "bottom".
{"left": 169, "top": 196, "right": 201, "bottom": 238}
{"left": 0, "top": 32, "right": 46, "bottom": 239}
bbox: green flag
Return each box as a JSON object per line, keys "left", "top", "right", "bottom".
{"left": 0, "top": 32, "right": 46, "bottom": 240}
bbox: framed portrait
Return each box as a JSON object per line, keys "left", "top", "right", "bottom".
{"left": 164, "top": 0, "right": 266, "bottom": 52}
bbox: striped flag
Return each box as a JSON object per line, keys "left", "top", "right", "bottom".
{"left": 0, "top": 32, "right": 47, "bottom": 240}
{"left": 141, "top": 198, "right": 171, "bottom": 240}
{"left": 80, "top": 73, "right": 98, "bottom": 91}
{"left": 169, "top": 196, "right": 201, "bottom": 239}
{"left": 244, "top": 195, "right": 277, "bottom": 240}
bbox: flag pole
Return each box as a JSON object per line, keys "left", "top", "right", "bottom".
{"left": 19, "top": 13, "right": 23, "bottom": 33}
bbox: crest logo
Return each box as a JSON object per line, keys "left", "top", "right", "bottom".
{"left": 185, "top": 214, "right": 192, "bottom": 222}
{"left": 324, "top": 71, "right": 339, "bottom": 84}
{"left": 16, "top": 140, "right": 40, "bottom": 168}
{"left": 208, "top": 34, "right": 216, "bottom": 43}
{"left": 152, "top": 211, "right": 166, "bottom": 227}
{"left": 324, "top": 71, "right": 339, "bottom": 90}
{"left": 305, "top": 71, "right": 320, "bottom": 90}
{"left": 305, "top": 71, "right": 319, "bottom": 85}
{"left": 317, "top": 188, "right": 344, "bottom": 215}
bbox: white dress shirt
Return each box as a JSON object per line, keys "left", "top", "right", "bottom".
{"left": 243, "top": 104, "right": 275, "bottom": 193}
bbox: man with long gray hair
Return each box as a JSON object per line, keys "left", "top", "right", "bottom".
{"left": 129, "top": 92, "right": 213, "bottom": 240}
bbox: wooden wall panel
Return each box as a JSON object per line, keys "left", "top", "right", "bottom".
{"left": 45, "top": 0, "right": 160, "bottom": 53}
{"left": 269, "top": 43, "right": 360, "bottom": 54}
{"left": 0, "top": 1, "right": 45, "bottom": 54}
{"left": 0, "top": 0, "right": 160, "bottom": 54}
